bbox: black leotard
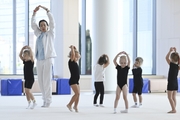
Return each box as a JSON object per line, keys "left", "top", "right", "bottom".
{"left": 167, "top": 62, "right": 179, "bottom": 90}
{"left": 116, "top": 65, "right": 129, "bottom": 89}
{"left": 68, "top": 59, "right": 80, "bottom": 85}
{"left": 23, "top": 60, "right": 34, "bottom": 89}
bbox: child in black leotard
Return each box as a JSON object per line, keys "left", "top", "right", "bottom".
{"left": 131, "top": 57, "right": 143, "bottom": 108}
{"left": 19, "top": 46, "right": 36, "bottom": 109}
{"left": 113, "top": 51, "right": 130, "bottom": 113}
{"left": 165, "top": 47, "right": 180, "bottom": 113}
{"left": 67, "top": 45, "right": 81, "bottom": 112}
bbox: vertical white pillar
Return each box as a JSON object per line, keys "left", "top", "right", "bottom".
{"left": 92, "top": 0, "right": 119, "bottom": 92}
{"left": 51, "top": 0, "right": 64, "bottom": 78}
{"left": 51, "top": 0, "right": 79, "bottom": 78}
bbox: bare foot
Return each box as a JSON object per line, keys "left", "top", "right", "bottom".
{"left": 167, "top": 110, "right": 176, "bottom": 113}
{"left": 73, "top": 106, "right": 78, "bottom": 112}
{"left": 66, "top": 104, "right": 72, "bottom": 112}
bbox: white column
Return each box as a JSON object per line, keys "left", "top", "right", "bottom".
{"left": 51, "top": 0, "right": 79, "bottom": 78}
{"left": 92, "top": 0, "right": 119, "bottom": 92}
{"left": 156, "top": 0, "right": 180, "bottom": 77}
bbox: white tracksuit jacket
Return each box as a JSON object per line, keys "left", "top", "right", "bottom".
{"left": 31, "top": 12, "right": 56, "bottom": 105}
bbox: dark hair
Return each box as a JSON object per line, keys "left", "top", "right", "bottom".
{"left": 98, "top": 55, "right": 108, "bottom": 65}
{"left": 39, "top": 19, "right": 48, "bottom": 27}
{"left": 171, "top": 52, "right": 179, "bottom": 62}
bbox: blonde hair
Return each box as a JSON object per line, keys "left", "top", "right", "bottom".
{"left": 120, "top": 55, "right": 126, "bottom": 60}
{"left": 68, "top": 50, "right": 79, "bottom": 58}
{"left": 119, "top": 55, "right": 127, "bottom": 63}
{"left": 23, "top": 49, "right": 30, "bottom": 56}
{"left": 135, "top": 57, "right": 143, "bottom": 65}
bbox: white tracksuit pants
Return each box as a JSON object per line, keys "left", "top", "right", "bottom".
{"left": 36, "top": 58, "right": 53, "bottom": 104}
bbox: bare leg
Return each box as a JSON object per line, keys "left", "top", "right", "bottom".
{"left": 67, "top": 84, "right": 80, "bottom": 112}
{"left": 132, "top": 93, "right": 137, "bottom": 103}
{"left": 27, "top": 88, "right": 37, "bottom": 109}
{"left": 25, "top": 88, "right": 35, "bottom": 101}
{"left": 29, "top": 91, "right": 35, "bottom": 101}
{"left": 113, "top": 86, "right": 121, "bottom": 113}
{"left": 25, "top": 88, "right": 31, "bottom": 101}
{"left": 114, "top": 86, "right": 121, "bottom": 108}
{"left": 167, "top": 90, "right": 176, "bottom": 113}
{"left": 172, "top": 91, "right": 177, "bottom": 107}
{"left": 122, "top": 85, "right": 128, "bottom": 109}
{"left": 73, "top": 85, "right": 80, "bottom": 112}
{"left": 25, "top": 88, "right": 32, "bottom": 109}
{"left": 138, "top": 95, "right": 142, "bottom": 104}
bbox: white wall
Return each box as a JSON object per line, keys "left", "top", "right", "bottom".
{"left": 156, "top": 0, "right": 180, "bottom": 77}
{"left": 52, "top": 0, "right": 79, "bottom": 78}
{"left": 92, "top": 0, "right": 119, "bottom": 92}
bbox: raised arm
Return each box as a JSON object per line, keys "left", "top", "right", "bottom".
{"left": 19, "top": 46, "right": 26, "bottom": 61}
{"left": 132, "top": 63, "right": 136, "bottom": 69}
{"left": 166, "top": 47, "right": 173, "bottom": 65}
{"left": 124, "top": 51, "right": 130, "bottom": 67}
{"left": 172, "top": 47, "right": 180, "bottom": 70}
{"left": 40, "top": 5, "right": 55, "bottom": 32}
{"left": 69, "top": 45, "right": 76, "bottom": 61}
{"left": 47, "top": 12, "right": 55, "bottom": 39}
{"left": 103, "top": 54, "right": 110, "bottom": 68}
{"left": 39, "top": 5, "right": 50, "bottom": 12}
{"left": 31, "top": 6, "right": 41, "bottom": 35}
{"left": 174, "top": 47, "right": 180, "bottom": 70}
{"left": 113, "top": 52, "right": 123, "bottom": 67}
{"left": 26, "top": 46, "right": 34, "bottom": 62}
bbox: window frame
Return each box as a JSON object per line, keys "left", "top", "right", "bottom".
{"left": 79, "top": 0, "right": 156, "bottom": 75}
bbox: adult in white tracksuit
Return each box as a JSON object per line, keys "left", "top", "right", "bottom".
{"left": 31, "top": 5, "right": 56, "bottom": 107}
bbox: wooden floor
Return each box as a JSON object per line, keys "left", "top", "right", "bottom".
{"left": 0, "top": 93, "right": 180, "bottom": 120}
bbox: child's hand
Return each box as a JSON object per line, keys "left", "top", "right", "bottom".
{"left": 22, "top": 46, "right": 27, "bottom": 49}
{"left": 69, "top": 45, "right": 73, "bottom": 48}
{"left": 134, "top": 63, "right": 136, "bottom": 67}
{"left": 173, "top": 47, "right": 176, "bottom": 52}
{"left": 69, "top": 45, "right": 76, "bottom": 49}
{"left": 170, "top": 47, "right": 174, "bottom": 52}
{"left": 102, "top": 54, "right": 107, "bottom": 56}
{"left": 25, "top": 46, "right": 31, "bottom": 49}
{"left": 119, "top": 51, "right": 124, "bottom": 55}
{"left": 117, "top": 52, "right": 121, "bottom": 56}
{"left": 123, "top": 51, "right": 127, "bottom": 55}
{"left": 74, "top": 46, "right": 77, "bottom": 50}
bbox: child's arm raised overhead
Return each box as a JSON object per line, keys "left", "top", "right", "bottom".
{"left": 103, "top": 54, "right": 110, "bottom": 68}
{"left": 166, "top": 47, "right": 173, "bottom": 65}
{"left": 113, "top": 52, "right": 123, "bottom": 67}
{"left": 69, "top": 45, "right": 76, "bottom": 61}
{"left": 19, "top": 46, "right": 26, "bottom": 61}
{"left": 124, "top": 51, "right": 130, "bottom": 67}
{"left": 172, "top": 47, "right": 180, "bottom": 70}
{"left": 26, "top": 46, "right": 34, "bottom": 62}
